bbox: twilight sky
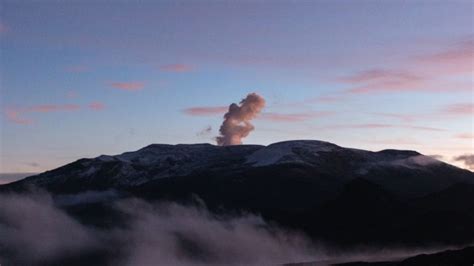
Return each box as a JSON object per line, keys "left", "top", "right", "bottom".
{"left": 0, "top": 1, "right": 473, "bottom": 173}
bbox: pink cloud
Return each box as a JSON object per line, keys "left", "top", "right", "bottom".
{"left": 349, "top": 123, "right": 394, "bottom": 129}
{"left": 29, "top": 104, "right": 80, "bottom": 113}
{"left": 322, "top": 123, "right": 444, "bottom": 132}
{"left": 4, "top": 103, "right": 89, "bottom": 125}
{"left": 183, "top": 106, "right": 333, "bottom": 123}
{"left": 343, "top": 69, "right": 425, "bottom": 94}
{"left": 455, "top": 133, "right": 474, "bottom": 139}
{"left": 415, "top": 40, "right": 474, "bottom": 75}
{"left": 370, "top": 112, "right": 417, "bottom": 122}
{"left": 310, "top": 96, "right": 345, "bottom": 103}
{"left": 339, "top": 69, "right": 421, "bottom": 84}
{"left": 160, "top": 64, "right": 194, "bottom": 72}
{"left": 4, "top": 109, "right": 33, "bottom": 125}
{"left": 441, "top": 103, "right": 473, "bottom": 115}
{"left": 183, "top": 106, "right": 228, "bottom": 116}
{"left": 341, "top": 38, "right": 473, "bottom": 94}
{"left": 404, "top": 125, "right": 445, "bottom": 132}
{"left": 109, "top": 82, "right": 144, "bottom": 91}
{"left": 347, "top": 77, "right": 470, "bottom": 94}
{"left": 0, "top": 22, "right": 9, "bottom": 33}
{"left": 88, "top": 102, "right": 105, "bottom": 111}
{"left": 258, "top": 111, "right": 333, "bottom": 122}
{"left": 367, "top": 102, "right": 473, "bottom": 123}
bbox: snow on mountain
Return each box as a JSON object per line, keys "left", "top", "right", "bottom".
{"left": 245, "top": 141, "right": 441, "bottom": 170}
{"left": 68, "top": 143, "right": 263, "bottom": 186}
{"left": 245, "top": 140, "right": 341, "bottom": 167}
{"left": 88, "top": 144, "right": 230, "bottom": 185}
{"left": 388, "top": 154, "right": 443, "bottom": 168}
{"left": 4, "top": 140, "right": 472, "bottom": 196}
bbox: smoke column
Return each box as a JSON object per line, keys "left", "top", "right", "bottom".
{"left": 216, "top": 93, "right": 265, "bottom": 146}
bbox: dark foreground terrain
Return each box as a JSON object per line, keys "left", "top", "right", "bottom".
{"left": 334, "top": 246, "right": 474, "bottom": 266}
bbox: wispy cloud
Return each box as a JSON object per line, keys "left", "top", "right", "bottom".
{"left": 415, "top": 39, "right": 473, "bottom": 75}
{"left": 455, "top": 133, "right": 474, "bottom": 139}
{"left": 453, "top": 154, "right": 474, "bottom": 170}
{"left": 4, "top": 102, "right": 104, "bottom": 125}
{"left": 88, "top": 102, "right": 105, "bottom": 111}
{"left": 28, "top": 104, "right": 80, "bottom": 113}
{"left": 340, "top": 38, "right": 473, "bottom": 94}
{"left": 183, "top": 106, "right": 228, "bottom": 116}
{"left": 367, "top": 102, "right": 473, "bottom": 123}
{"left": 321, "top": 123, "right": 444, "bottom": 132}
{"left": 369, "top": 112, "right": 417, "bottom": 123}
{"left": 0, "top": 22, "right": 9, "bottom": 33}
{"left": 341, "top": 69, "right": 425, "bottom": 94}
{"left": 404, "top": 125, "right": 445, "bottom": 132}
{"left": 441, "top": 103, "right": 473, "bottom": 116}
{"left": 183, "top": 105, "right": 333, "bottom": 123}
{"left": 5, "top": 109, "right": 33, "bottom": 125}
{"left": 310, "top": 96, "right": 345, "bottom": 103}
{"left": 4, "top": 105, "right": 80, "bottom": 125}
{"left": 340, "top": 69, "right": 421, "bottom": 84}
{"left": 159, "top": 64, "right": 193, "bottom": 72}
{"left": 109, "top": 82, "right": 145, "bottom": 91}
{"left": 259, "top": 111, "right": 333, "bottom": 122}
{"left": 343, "top": 123, "right": 393, "bottom": 129}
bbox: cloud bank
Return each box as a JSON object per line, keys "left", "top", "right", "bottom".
{"left": 0, "top": 191, "right": 316, "bottom": 266}
{"left": 0, "top": 190, "right": 465, "bottom": 265}
{"left": 109, "top": 82, "right": 145, "bottom": 91}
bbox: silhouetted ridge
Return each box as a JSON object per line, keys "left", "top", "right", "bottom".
{"left": 0, "top": 140, "right": 472, "bottom": 248}
{"left": 377, "top": 149, "right": 420, "bottom": 157}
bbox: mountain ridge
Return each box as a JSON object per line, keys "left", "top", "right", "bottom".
{"left": 2, "top": 140, "right": 472, "bottom": 197}
{"left": 1, "top": 139, "right": 473, "bottom": 249}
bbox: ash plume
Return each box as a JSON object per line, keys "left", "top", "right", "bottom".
{"left": 216, "top": 93, "right": 265, "bottom": 146}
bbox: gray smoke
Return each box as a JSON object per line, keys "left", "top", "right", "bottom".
{"left": 216, "top": 93, "right": 265, "bottom": 146}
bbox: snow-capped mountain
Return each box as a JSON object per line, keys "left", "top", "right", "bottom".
{"left": 2, "top": 140, "right": 474, "bottom": 249}
{"left": 3, "top": 140, "right": 472, "bottom": 198}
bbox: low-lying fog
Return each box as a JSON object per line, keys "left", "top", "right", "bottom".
{"left": 0, "top": 190, "right": 467, "bottom": 265}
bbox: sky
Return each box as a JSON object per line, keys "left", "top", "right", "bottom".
{"left": 0, "top": 0, "right": 473, "bottom": 173}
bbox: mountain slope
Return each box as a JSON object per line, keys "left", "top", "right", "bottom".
{"left": 1, "top": 140, "right": 473, "bottom": 247}
{"left": 3, "top": 140, "right": 472, "bottom": 197}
